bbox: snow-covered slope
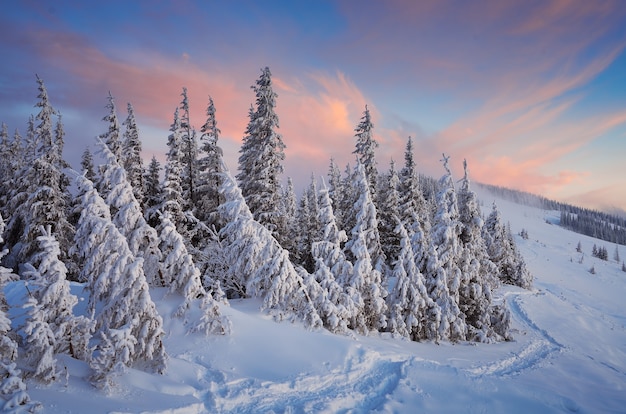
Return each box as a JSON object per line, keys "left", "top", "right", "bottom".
{"left": 5, "top": 190, "right": 626, "bottom": 413}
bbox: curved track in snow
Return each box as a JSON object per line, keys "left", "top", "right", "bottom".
{"left": 468, "top": 294, "right": 564, "bottom": 378}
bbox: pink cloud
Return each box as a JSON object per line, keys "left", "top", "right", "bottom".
{"left": 23, "top": 27, "right": 379, "bottom": 191}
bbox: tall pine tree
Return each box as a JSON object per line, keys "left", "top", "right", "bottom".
{"left": 237, "top": 67, "right": 287, "bottom": 243}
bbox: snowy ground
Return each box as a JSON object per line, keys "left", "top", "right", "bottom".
{"left": 6, "top": 191, "right": 626, "bottom": 413}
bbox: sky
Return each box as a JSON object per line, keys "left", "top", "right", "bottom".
{"left": 1, "top": 0, "right": 625, "bottom": 212}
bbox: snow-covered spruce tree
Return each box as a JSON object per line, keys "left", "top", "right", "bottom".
{"left": 295, "top": 175, "right": 322, "bottom": 272}
{"left": 89, "top": 326, "right": 135, "bottom": 392}
{"left": 157, "top": 211, "right": 230, "bottom": 335}
{"left": 159, "top": 105, "right": 210, "bottom": 254}
{"left": 280, "top": 177, "right": 298, "bottom": 255}
{"left": 218, "top": 166, "right": 321, "bottom": 328}
{"left": 387, "top": 220, "right": 439, "bottom": 341}
{"left": 195, "top": 95, "right": 225, "bottom": 228}
{"left": 0, "top": 220, "right": 37, "bottom": 409}
{"left": 179, "top": 87, "right": 199, "bottom": 211}
{"left": 457, "top": 160, "right": 509, "bottom": 342}
{"left": 0, "top": 124, "right": 11, "bottom": 211}
{"left": 21, "top": 291, "right": 58, "bottom": 383}
{"left": 312, "top": 180, "right": 353, "bottom": 286}
{"left": 377, "top": 160, "right": 402, "bottom": 268}
{"left": 122, "top": 103, "right": 145, "bottom": 207}
{"left": 309, "top": 181, "right": 357, "bottom": 334}
{"left": 399, "top": 136, "right": 431, "bottom": 273}
{"left": 345, "top": 162, "right": 386, "bottom": 274}
{"left": 293, "top": 188, "right": 311, "bottom": 269}
{"left": 161, "top": 107, "right": 188, "bottom": 230}
{"left": 0, "top": 361, "right": 41, "bottom": 412}
{"left": 80, "top": 147, "right": 96, "bottom": 183}
{"left": 327, "top": 158, "right": 343, "bottom": 223}
{"left": 1, "top": 129, "right": 24, "bottom": 219}
{"left": 53, "top": 112, "right": 72, "bottom": 193}
{"left": 426, "top": 155, "right": 467, "bottom": 342}
{"left": 4, "top": 76, "right": 75, "bottom": 273}
{"left": 26, "top": 226, "right": 92, "bottom": 360}
{"left": 337, "top": 162, "right": 357, "bottom": 242}
{"left": 236, "top": 67, "right": 287, "bottom": 244}
{"left": 353, "top": 105, "right": 378, "bottom": 203}
{"left": 97, "top": 139, "right": 163, "bottom": 287}
{"left": 344, "top": 162, "right": 387, "bottom": 334}
{"left": 71, "top": 174, "right": 167, "bottom": 374}
{"left": 143, "top": 156, "right": 163, "bottom": 227}
{"left": 96, "top": 92, "right": 123, "bottom": 198}
{"left": 483, "top": 202, "right": 533, "bottom": 289}
{"left": 0, "top": 214, "right": 19, "bottom": 364}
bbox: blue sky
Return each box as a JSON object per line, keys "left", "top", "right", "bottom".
{"left": 1, "top": 0, "right": 626, "bottom": 211}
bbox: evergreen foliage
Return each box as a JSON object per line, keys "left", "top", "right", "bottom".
{"left": 428, "top": 154, "right": 467, "bottom": 342}
{"left": 97, "top": 140, "right": 163, "bottom": 287}
{"left": 484, "top": 203, "right": 533, "bottom": 289}
{"left": 352, "top": 105, "right": 378, "bottom": 200}
{"left": 237, "top": 67, "right": 286, "bottom": 242}
{"left": 344, "top": 162, "right": 387, "bottom": 333}
{"left": 143, "top": 156, "right": 163, "bottom": 226}
{"left": 218, "top": 167, "right": 321, "bottom": 328}
{"left": 387, "top": 220, "right": 439, "bottom": 341}
{"left": 179, "top": 87, "right": 199, "bottom": 211}
{"left": 196, "top": 95, "right": 225, "bottom": 228}
{"left": 377, "top": 160, "right": 402, "bottom": 267}
{"left": 72, "top": 174, "right": 167, "bottom": 374}
{"left": 122, "top": 103, "right": 145, "bottom": 207}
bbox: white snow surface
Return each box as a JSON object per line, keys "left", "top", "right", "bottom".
{"left": 4, "top": 191, "right": 626, "bottom": 413}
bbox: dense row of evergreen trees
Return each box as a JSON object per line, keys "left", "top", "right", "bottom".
{"left": 478, "top": 183, "right": 626, "bottom": 246}
{"left": 0, "top": 70, "right": 532, "bottom": 400}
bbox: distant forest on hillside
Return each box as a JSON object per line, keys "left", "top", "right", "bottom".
{"left": 477, "top": 183, "right": 626, "bottom": 246}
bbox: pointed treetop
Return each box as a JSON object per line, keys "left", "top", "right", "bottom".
{"left": 441, "top": 153, "right": 451, "bottom": 175}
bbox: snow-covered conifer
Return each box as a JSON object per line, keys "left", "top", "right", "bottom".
{"left": 429, "top": 154, "right": 466, "bottom": 342}
{"left": 295, "top": 176, "right": 322, "bottom": 272}
{"left": 158, "top": 211, "right": 230, "bottom": 334}
{"left": 277, "top": 178, "right": 297, "bottom": 256}
{"left": 237, "top": 67, "right": 286, "bottom": 241}
{"left": 143, "top": 156, "right": 163, "bottom": 226}
{"left": 309, "top": 182, "right": 356, "bottom": 333}
{"left": 484, "top": 202, "right": 533, "bottom": 288}
{"left": 378, "top": 160, "right": 402, "bottom": 267}
{"left": 179, "top": 87, "right": 199, "bottom": 211}
{"left": 327, "top": 158, "right": 343, "bottom": 219}
{"left": 218, "top": 167, "right": 321, "bottom": 328}
{"left": 0, "top": 361, "right": 41, "bottom": 412}
{"left": 196, "top": 95, "right": 225, "bottom": 228}
{"left": 161, "top": 108, "right": 187, "bottom": 230}
{"left": 343, "top": 163, "right": 387, "bottom": 333}
{"left": 89, "top": 327, "right": 136, "bottom": 391}
{"left": 345, "top": 162, "right": 386, "bottom": 274}
{"left": 34, "top": 75, "right": 56, "bottom": 161}
{"left": 387, "top": 220, "right": 439, "bottom": 341}
{"left": 81, "top": 147, "right": 96, "bottom": 183}
{"left": 96, "top": 256, "right": 167, "bottom": 373}
{"left": 5, "top": 76, "right": 75, "bottom": 272}
{"left": 28, "top": 226, "right": 92, "bottom": 357}
{"left": 122, "top": 103, "right": 145, "bottom": 207}
{"left": 0, "top": 218, "right": 19, "bottom": 364}
{"left": 457, "top": 160, "right": 506, "bottom": 341}
{"left": 72, "top": 174, "right": 167, "bottom": 373}
{"left": 98, "top": 139, "right": 162, "bottom": 286}
{"left": 399, "top": 137, "right": 431, "bottom": 272}
{"left": 99, "top": 92, "right": 122, "bottom": 163}
{"left": 353, "top": 105, "right": 378, "bottom": 201}
{"left": 21, "top": 293, "right": 58, "bottom": 383}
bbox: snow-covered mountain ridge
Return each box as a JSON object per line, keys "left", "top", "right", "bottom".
{"left": 4, "top": 188, "right": 625, "bottom": 413}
